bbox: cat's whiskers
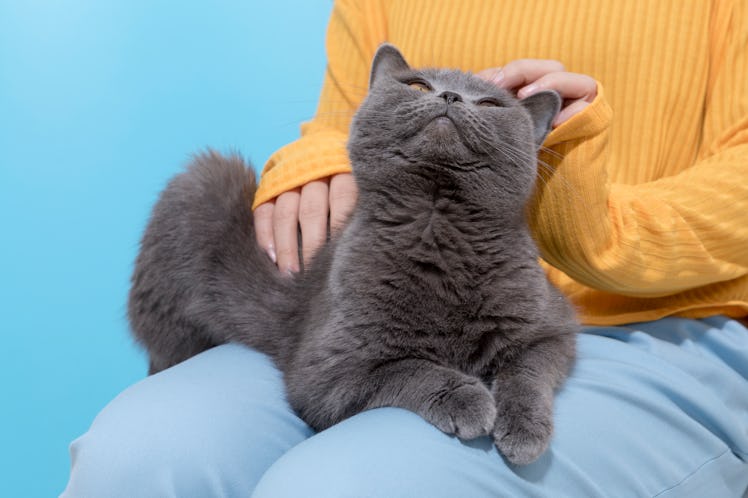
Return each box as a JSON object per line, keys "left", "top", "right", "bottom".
{"left": 537, "top": 144, "right": 564, "bottom": 160}
{"left": 513, "top": 140, "right": 585, "bottom": 204}
{"left": 477, "top": 138, "right": 564, "bottom": 200}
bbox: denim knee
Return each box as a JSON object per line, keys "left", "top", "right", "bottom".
{"left": 61, "top": 344, "right": 312, "bottom": 498}
{"left": 62, "top": 422, "right": 236, "bottom": 498}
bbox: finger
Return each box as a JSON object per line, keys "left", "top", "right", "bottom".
{"left": 253, "top": 202, "right": 277, "bottom": 264}
{"left": 329, "top": 173, "right": 358, "bottom": 235}
{"left": 489, "top": 59, "right": 565, "bottom": 89}
{"left": 272, "top": 189, "right": 301, "bottom": 275}
{"left": 554, "top": 98, "right": 591, "bottom": 127}
{"left": 475, "top": 67, "right": 503, "bottom": 83}
{"left": 517, "top": 72, "right": 597, "bottom": 101}
{"left": 298, "top": 179, "right": 330, "bottom": 266}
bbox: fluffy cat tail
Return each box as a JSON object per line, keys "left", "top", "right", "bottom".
{"left": 128, "top": 150, "right": 295, "bottom": 374}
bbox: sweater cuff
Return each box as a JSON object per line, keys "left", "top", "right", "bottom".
{"left": 544, "top": 82, "right": 613, "bottom": 146}
{"left": 253, "top": 130, "right": 352, "bottom": 209}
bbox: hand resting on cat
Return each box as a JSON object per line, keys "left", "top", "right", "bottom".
{"left": 128, "top": 43, "right": 579, "bottom": 465}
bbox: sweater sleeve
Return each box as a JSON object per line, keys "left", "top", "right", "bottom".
{"left": 529, "top": 1, "right": 748, "bottom": 298}
{"left": 252, "top": 0, "right": 385, "bottom": 208}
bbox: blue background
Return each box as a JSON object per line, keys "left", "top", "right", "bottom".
{"left": 0, "top": 1, "right": 332, "bottom": 496}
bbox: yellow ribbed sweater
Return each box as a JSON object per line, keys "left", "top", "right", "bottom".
{"left": 255, "top": 0, "right": 748, "bottom": 326}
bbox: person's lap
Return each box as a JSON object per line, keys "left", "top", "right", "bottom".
{"left": 61, "top": 317, "right": 748, "bottom": 498}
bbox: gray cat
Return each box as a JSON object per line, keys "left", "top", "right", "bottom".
{"left": 128, "top": 44, "right": 578, "bottom": 465}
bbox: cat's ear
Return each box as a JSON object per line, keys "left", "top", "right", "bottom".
{"left": 370, "top": 43, "right": 411, "bottom": 88}
{"left": 520, "top": 91, "right": 562, "bottom": 147}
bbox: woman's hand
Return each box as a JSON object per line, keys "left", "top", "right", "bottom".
{"left": 477, "top": 59, "right": 597, "bottom": 127}
{"left": 254, "top": 173, "right": 358, "bottom": 274}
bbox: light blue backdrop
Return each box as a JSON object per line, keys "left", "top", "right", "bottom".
{"left": 0, "top": 1, "right": 332, "bottom": 496}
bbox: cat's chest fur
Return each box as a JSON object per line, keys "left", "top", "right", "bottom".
{"left": 324, "top": 190, "right": 539, "bottom": 376}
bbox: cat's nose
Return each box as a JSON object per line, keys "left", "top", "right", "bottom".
{"left": 439, "top": 91, "right": 463, "bottom": 104}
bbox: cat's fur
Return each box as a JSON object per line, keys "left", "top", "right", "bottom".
{"left": 128, "top": 44, "right": 578, "bottom": 465}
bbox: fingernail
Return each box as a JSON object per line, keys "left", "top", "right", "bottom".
{"left": 266, "top": 245, "right": 277, "bottom": 264}
{"left": 519, "top": 84, "right": 538, "bottom": 98}
{"left": 492, "top": 70, "right": 505, "bottom": 86}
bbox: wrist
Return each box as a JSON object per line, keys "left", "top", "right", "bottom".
{"left": 543, "top": 81, "right": 612, "bottom": 147}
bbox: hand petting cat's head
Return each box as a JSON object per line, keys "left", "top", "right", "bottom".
{"left": 348, "top": 44, "right": 560, "bottom": 202}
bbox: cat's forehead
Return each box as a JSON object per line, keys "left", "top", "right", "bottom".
{"left": 398, "top": 67, "right": 516, "bottom": 103}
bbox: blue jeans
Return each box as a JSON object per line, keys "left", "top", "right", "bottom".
{"left": 61, "top": 317, "right": 748, "bottom": 497}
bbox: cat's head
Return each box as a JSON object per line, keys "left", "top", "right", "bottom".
{"left": 348, "top": 44, "right": 561, "bottom": 202}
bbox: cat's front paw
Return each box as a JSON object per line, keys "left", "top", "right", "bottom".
{"left": 492, "top": 403, "right": 553, "bottom": 465}
{"left": 423, "top": 380, "right": 497, "bottom": 440}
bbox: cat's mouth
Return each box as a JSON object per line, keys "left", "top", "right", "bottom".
{"left": 431, "top": 115, "right": 454, "bottom": 128}
{"left": 425, "top": 111, "right": 461, "bottom": 137}
{"left": 396, "top": 106, "right": 483, "bottom": 167}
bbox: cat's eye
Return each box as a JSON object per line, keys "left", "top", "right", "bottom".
{"left": 477, "top": 98, "right": 503, "bottom": 107}
{"left": 407, "top": 80, "right": 432, "bottom": 92}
